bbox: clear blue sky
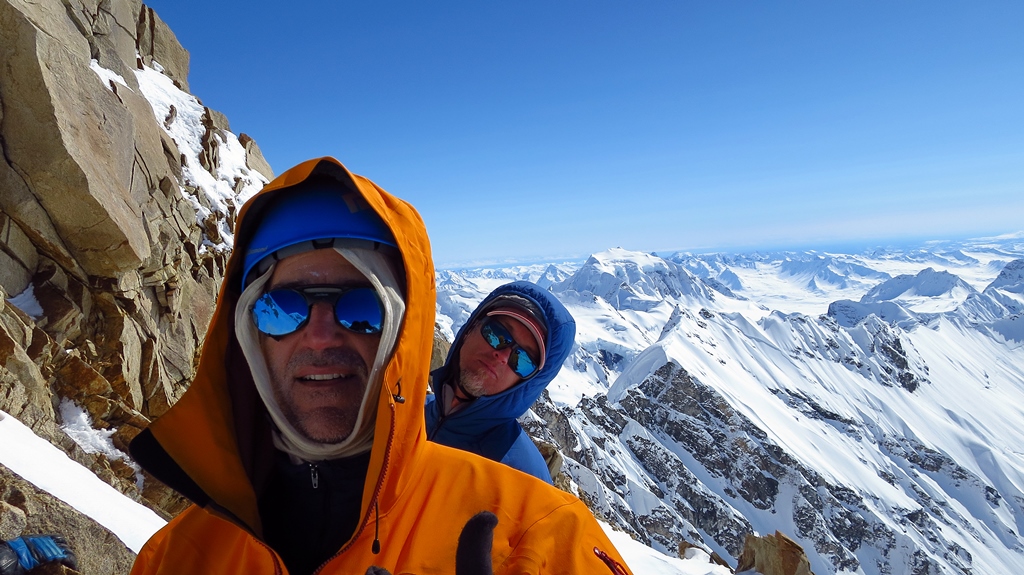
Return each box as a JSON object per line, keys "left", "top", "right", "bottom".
{"left": 145, "top": 1, "right": 1023, "bottom": 268}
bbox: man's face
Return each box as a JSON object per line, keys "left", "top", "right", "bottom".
{"left": 457, "top": 316, "right": 540, "bottom": 397}
{"left": 260, "top": 249, "right": 381, "bottom": 443}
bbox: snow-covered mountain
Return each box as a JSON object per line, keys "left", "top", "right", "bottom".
{"left": 437, "top": 235, "right": 1024, "bottom": 575}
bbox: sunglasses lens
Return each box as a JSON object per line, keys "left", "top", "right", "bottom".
{"left": 481, "top": 320, "right": 513, "bottom": 349}
{"left": 481, "top": 319, "right": 539, "bottom": 378}
{"left": 509, "top": 349, "right": 538, "bottom": 378}
{"left": 335, "top": 288, "right": 384, "bottom": 334}
{"left": 252, "top": 289, "right": 309, "bottom": 336}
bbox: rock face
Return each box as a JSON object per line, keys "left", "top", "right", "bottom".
{"left": 737, "top": 531, "right": 814, "bottom": 575}
{"left": 0, "top": 0, "right": 272, "bottom": 550}
{"left": 1, "top": 463, "right": 137, "bottom": 574}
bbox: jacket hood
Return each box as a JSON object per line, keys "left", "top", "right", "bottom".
{"left": 431, "top": 281, "right": 575, "bottom": 434}
{"left": 131, "top": 157, "right": 436, "bottom": 537}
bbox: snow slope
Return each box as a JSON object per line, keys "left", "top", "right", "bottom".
{"left": 438, "top": 234, "right": 1024, "bottom": 574}
{"left": 0, "top": 411, "right": 164, "bottom": 553}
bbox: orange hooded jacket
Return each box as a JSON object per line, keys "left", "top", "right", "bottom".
{"left": 129, "top": 157, "right": 633, "bottom": 574}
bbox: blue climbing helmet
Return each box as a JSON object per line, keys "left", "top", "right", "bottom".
{"left": 241, "top": 182, "right": 398, "bottom": 286}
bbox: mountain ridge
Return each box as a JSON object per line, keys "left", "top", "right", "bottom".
{"left": 439, "top": 238, "right": 1024, "bottom": 574}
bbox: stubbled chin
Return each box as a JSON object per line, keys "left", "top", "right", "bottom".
{"left": 282, "top": 381, "right": 367, "bottom": 443}
{"left": 295, "top": 406, "right": 357, "bottom": 444}
{"left": 459, "top": 368, "right": 492, "bottom": 396}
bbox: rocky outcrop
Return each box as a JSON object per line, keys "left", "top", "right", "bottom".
{"left": 530, "top": 357, "right": 985, "bottom": 573}
{"left": 678, "top": 540, "right": 732, "bottom": 571}
{"left": 1, "top": 463, "right": 136, "bottom": 574}
{"left": 0, "top": 0, "right": 270, "bottom": 525}
{"left": 430, "top": 324, "right": 451, "bottom": 372}
{"left": 737, "top": 531, "right": 814, "bottom": 575}
{"left": 136, "top": 5, "right": 189, "bottom": 92}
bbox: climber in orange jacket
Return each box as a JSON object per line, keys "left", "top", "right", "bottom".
{"left": 128, "top": 157, "right": 632, "bottom": 575}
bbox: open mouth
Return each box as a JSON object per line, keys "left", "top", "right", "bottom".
{"left": 299, "top": 373, "right": 346, "bottom": 381}
{"left": 295, "top": 372, "right": 359, "bottom": 385}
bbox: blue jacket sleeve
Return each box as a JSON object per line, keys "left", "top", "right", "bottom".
{"left": 500, "top": 432, "right": 553, "bottom": 484}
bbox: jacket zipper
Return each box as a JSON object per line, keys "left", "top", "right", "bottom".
{"left": 428, "top": 409, "right": 448, "bottom": 441}
{"left": 311, "top": 401, "right": 398, "bottom": 574}
{"left": 254, "top": 538, "right": 284, "bottom": 575}
{"left": 310, "top": 463, "right": 319, "bottom": 489}
{"left": 427, "top": 384, "right": 460, "bottom": 441}
{"left": 594, "top": 547, "right": 630, "bottom": 575}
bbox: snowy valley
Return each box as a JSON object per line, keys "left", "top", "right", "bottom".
{"left": 437, "top": 237, "right": 1024, "bottom": 574}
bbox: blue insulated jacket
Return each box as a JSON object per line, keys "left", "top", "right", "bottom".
{"left": 425, "top": 281, "right": 576, "bottom": 483}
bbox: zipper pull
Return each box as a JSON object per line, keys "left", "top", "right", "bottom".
{"left": 310, "top": 463, "right": 319, "bottom": 489}
{"left": 594, "top": 547, "right": 629, "bottom": 575}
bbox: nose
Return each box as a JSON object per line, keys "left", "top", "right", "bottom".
{"left": 489, "top": 343, "right": 513, "bottom": 363}
{"left": 300, "top": 301, "right": 347, "bottom": 349}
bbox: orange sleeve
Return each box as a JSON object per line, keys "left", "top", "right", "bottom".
{"left": 129, "top": 507, "right": 283, "bottom": 575}
{"left": 499, "top": 499, "right": 634, "bottom": 575}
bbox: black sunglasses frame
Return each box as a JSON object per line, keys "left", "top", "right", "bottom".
{"left": 478, "top": 317, "right": 541, "bottom": 379}
{"left": 251, "top": 284, "right": 384, "bottom": 338}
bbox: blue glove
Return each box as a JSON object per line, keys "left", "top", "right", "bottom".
{"left": 0, "top": 535, "right": 76, "bottom": 574}
{"left": 0, "top": 540, "right": 23, "bottom": 575}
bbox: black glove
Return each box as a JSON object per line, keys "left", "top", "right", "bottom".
{"left": 0, "top": 535, "right": 77, "bottom": 575}
{"left": 363, "top": 511, "right": 498, "bottom": 575}
{"left": 456, "top": 511, "right": 498, "bottom": 575}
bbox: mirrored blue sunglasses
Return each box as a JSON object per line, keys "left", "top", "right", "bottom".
{"left": 251, "top": 285, "right": 384, "bottom": 337}
{"left": 479, "top": 318, "right": 540, "bottom": 379}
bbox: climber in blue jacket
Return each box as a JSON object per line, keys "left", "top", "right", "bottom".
{"left": 425, "top": 281, "right": 576, "bottom": 483}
